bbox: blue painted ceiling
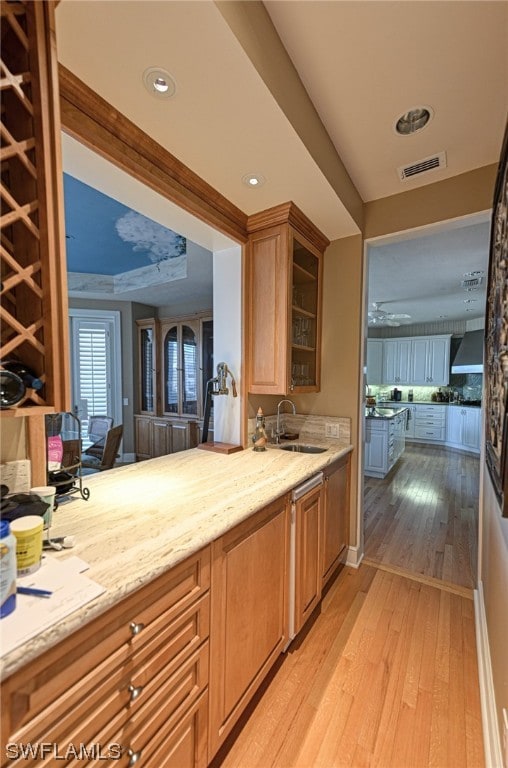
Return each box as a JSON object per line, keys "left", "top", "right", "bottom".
{"left": 63, "top": 174, "right": 186, "bottom": 275}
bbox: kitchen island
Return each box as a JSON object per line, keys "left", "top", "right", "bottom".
{"left": 1, "top": 438, "right": 352, "bottom": 768}
{"left": 364, "top": 406, "right": 407, "bottom": 478}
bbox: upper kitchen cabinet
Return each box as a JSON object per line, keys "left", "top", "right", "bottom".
{"left": 382, "top": 339, "right": 412, "bottom": 385}
{"left": 410, "top": 335, "right": 451, "bottom": 386}
{"left": 382, "top": 334, "right": 451, "bottom": 386}
{"left": 137, "top": 318, "right": 158, "bottom": 415}
{"left": 1, "top": 2, "right": 70, "bottom": 417}
{"left": 366, "top": 339, "right": 383, "bottom": 385}
{"left": 247, "top": 203, "right": 329, "bottom": 395}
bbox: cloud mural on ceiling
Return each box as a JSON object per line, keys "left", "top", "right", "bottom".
{"left": 115, "top": 210, "right": 186, "bottom": 264}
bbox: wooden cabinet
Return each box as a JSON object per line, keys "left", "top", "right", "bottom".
{"left": 321, "top": 455, "right": 350, "bottom": 587}
{"left": 0, "top": 2, "right": 70, "bottom": 483}
{"left": 366, "top": 339, "right": 383, "bottom": 385}
{"left": 135, "top": 315, "right": 211, "bottom": 459}
{"left": 1, "top": 549, "right": 211, "bottom": 768}
{"left": 208, "top": 494, "right": 290, "bottom": 759}
{"left": 446, "top": 406, "right": 481, "bottom": 453}
{"left": 134, "top": 415, "right": 152, "bottom": 460}
{"left": 247, "top": 203, "right": 328, "bottom": 395}
{"left": 294, "top": 485, "right": 322, "bottom": 635}
{"left": 383, "top": 339, "right": 412, "bottom": 384}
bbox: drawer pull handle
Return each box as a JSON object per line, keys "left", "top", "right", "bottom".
{"left": 128, "top": 683, "right": 144, "bottom": 702}
{"left": 129, "top": 621, "right": 145, "bottom": 636}
{"left": 127, "top": 748, "right": 142, "bottom": 766}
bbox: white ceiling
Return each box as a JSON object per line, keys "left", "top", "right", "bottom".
{"left": 55, "top": 0, "right": 508, "bottom": 320}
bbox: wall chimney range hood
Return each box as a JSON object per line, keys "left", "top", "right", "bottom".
{"left": 451, "top": 329, "right": 484, "bottom": 374}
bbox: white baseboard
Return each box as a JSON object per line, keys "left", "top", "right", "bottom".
{"left": 474, "top": 582, "right": 504, "bottom": 768}
{"left": 346, "top": 545, "right": 364, "bottom": 569}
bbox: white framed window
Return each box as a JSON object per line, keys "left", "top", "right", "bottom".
{"left": 69, "top": 309, "right": 122, "bottom": 442}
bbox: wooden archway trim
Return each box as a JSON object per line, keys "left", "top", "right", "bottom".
{"left": 58, "top": 63, "right": 248, "bottom": 244}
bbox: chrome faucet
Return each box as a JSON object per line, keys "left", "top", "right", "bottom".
{"left": 275, "top": 399, "right": 296, "bottom": 443}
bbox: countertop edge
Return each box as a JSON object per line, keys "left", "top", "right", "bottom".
{"left": 1, "top": 442, "right": 353, "bottom": 680}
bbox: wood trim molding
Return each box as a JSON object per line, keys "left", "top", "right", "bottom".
{"left": 247, "top": 201, "right": 330, "bottom": 252}
{"left": 58, "top": 64, "right": 248, "bottom": 244}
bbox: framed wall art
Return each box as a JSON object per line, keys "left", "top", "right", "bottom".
{"left": 485, "top": 119, "right": 508, "bottom": 517}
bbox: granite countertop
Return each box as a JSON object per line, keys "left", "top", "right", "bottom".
{"left": 365, "top": 406, "right": 408, "bottom": 420}
{"left": 1, "top": 439, "right": 352, "bottom": 680}
{"left": 379, "top": 400, "right": 481, "bottom": 408}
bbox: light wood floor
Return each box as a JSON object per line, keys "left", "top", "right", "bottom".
{"left": 364, "top": 443, "right": 480, "bottom": 591}
{"left": 211, "top": 564, "right": 484, "bottom": 768}
{"left": 210, "top": 444, "right": 483, "bottom": 767}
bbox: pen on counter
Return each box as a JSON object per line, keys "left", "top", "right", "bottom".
{"left": 17, "top": 586, "right": 53, "bottom": 598}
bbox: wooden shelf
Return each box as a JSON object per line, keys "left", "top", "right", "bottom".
{"left": 0, "top": 405, "right": 56, "bottom": 419}
{"left": 292, "top": 306, "right": 316, "bottom": 319}
{"left": 293, "top": 262, "right": 317, "bottom": 283}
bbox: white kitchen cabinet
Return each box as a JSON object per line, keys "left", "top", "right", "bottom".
{"left": 404, "top": 405, "right": 417, "bottom": 438}
{"left": 413, "top": 404, "right": 446, "bottom": 442}
{"left": 411, "top": 336, "right": 451, "bottom": 386}
{"left": 365, "top": 420, "right": 388, "bottom": 476}
{"left": 446, "top": 406, "right": 481, "bottom": 453}
{"left": 382, "top": 335, "right": 450, "bottom": 386}
{"left": 383, "top": 339, "right": 412, "bottom": 384}
{"left": 366, "top": 339, "right": 383, "bottom": 385}
{"left": 365, "top": 412, "right": 406, "bottom": 478}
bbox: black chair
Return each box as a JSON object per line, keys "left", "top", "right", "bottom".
{"left": 81, "top": 425, "right": 123, "bottom": 473}
{"left": 84, "top": 416, "right": 113, "bottom": 458}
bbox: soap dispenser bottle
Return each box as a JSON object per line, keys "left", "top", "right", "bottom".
{"left": 252, "top": 407, "right": 267, "bottom": 452}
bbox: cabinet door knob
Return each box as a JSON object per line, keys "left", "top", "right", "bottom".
{"left": 129, "top": 621, "right": 145, "bottom": 636}
{"left": 127, "top": 748, "right": 142, "bottom": 766}
{"left": 127, "top": 683, "right": 144, "bottom": 702}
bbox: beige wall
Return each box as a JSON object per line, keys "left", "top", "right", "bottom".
{"left": 364, "top": 164, "right": 497, "bottom": 240}
{"left": 481, "top": 470, "right": 508, "bottom": 742}
{"left": 0, "top": 419, "right": 26, "bottom": 463}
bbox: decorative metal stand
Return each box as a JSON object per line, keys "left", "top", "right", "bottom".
{"left": 46, "top": 412, "right": 90, "bottom": 501}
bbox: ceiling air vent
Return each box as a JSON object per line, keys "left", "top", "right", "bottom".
{"left": 461, "top": 276, "right": 483, "bottom": 289}
{"left": 398, "top": 151, "right": 447, "bottom": 181}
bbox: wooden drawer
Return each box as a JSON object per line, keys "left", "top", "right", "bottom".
{"left": 64, "top": 645, "right": 209, "bottom": 768}
{"left": 6, "top": 593, "right": 210, "bottom": 766}
{"left": 1, "top": 548, "right": 210, "bottom": 762}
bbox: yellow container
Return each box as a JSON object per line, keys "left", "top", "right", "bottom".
{"left": 10, "top": 516, "right": 43, "bottom": 576}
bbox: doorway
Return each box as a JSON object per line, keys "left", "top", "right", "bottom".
{"left": 361, "top": 215, "right": 489, "bottom": 591}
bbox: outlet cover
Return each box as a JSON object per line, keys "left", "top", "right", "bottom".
{"left": 325, "top": 423, "right": 339, "bottom": 438}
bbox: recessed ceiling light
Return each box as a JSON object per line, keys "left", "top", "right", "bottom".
{"left": 463, "top": 270, "right": 485, "bottom": 277}
{"left": 439, "top": 315, "right": 448, "bottom": 319}
{"left": 464, "top": 298, "right": 478, "bottom": 303}
{"left": 142, "top": 67, "right": 176, "bottom": 99}
{"left": 242, "top": 173, "right": 265, "bottom": 188}
{"left": 394, "top": 106, "right": 434, "bottom": 136}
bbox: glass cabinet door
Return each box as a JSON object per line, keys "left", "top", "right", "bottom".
{"left": 164, "top": 325, "right": 179, "bottom": 414}
{"left": 140, "top": 327, "right": 154, "bottom": 412}
{"left": 290, "top": 236, "right": 320, "bottom": 391}
{"left": 181, "top": 324, "right": 198, "bottom": 416}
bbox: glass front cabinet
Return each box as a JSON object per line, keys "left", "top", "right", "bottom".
{"left": 135, "top": 315, "right": 212, "bottom": 460}
{"left": 247, "top": 202, "right": 328, "bottom": 395}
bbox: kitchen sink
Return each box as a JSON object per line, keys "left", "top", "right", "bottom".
{"left": 279, "top": 444, "right": 327, "bottom": 454}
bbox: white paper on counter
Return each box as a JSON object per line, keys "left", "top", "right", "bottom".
{"left": 0, "top": 556, "right": 106, "bottom": 656}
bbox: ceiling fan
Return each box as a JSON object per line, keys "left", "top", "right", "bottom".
{"left": 368, "top": 302, "right": 411, "bottom": 327}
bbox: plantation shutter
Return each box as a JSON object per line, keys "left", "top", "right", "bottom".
{"left": 71, "top": 318, "right": 113, "bottom": 439}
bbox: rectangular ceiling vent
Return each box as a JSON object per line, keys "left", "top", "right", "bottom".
{"left": 461, "top": 276, "right": 483, "bottom": 289}
{"left": 398, "top": 151, "right": 447, "bottom": 181}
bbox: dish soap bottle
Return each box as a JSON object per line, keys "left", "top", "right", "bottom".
{"left": 252, "top": 407, "right": 268, "bottom": 452}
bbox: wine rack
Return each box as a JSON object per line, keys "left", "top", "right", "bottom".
{"left": 1, "top": 1, "right": 70, "bottom": 416}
